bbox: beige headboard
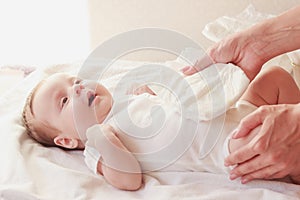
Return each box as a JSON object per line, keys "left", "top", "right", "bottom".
{"left": 87, "top": 0, "right": 299, "bottom": 61}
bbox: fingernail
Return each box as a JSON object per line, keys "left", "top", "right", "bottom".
{"left": 230, "top": 173, "right": 238, "bottom": 180}
{"left": 232, "top": 130, "right": 239, "bottom": 139}
{"left": 180, "top": 66, "right": 190, "bottom": 72}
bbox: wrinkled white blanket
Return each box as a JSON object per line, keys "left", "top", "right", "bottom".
{"left": 0, "top": 58, "right": 299, "bottom": 200}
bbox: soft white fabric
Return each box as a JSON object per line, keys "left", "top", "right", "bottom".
{"left": 202, "top": 4, "right": 275, "bottom": 43}
{"left": 287, "top": 49, "right": 300, "bottom": 88}
{"left": 288, "top": 50, "right": 300, "bottom": 65}
{"left": 83, "top": 144, "right": 101, "bottom": 175}
{"left": 148, "top": 62, "right": 249, "bottom": 120}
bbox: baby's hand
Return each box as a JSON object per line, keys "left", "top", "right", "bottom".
{"left": 128, "top": 85, "right": 156, "bottom": 95}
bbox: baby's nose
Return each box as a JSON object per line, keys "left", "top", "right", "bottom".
{"left": 73, "top": 84, "right": 85, "bottom": 95}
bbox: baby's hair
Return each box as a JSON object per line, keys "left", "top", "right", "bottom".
{"left": 22, "top": 80, "right": 60, "bottom": 147}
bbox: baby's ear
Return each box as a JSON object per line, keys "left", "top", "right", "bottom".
{"left": 54, "top": 136, "right": 79, "bottom": 149}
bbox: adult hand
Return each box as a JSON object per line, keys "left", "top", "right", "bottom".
{"left": 225, "top": 104, "right": 300, "bottom": 183}
{"left": 181, "top": 32, "right": 265, "bottom": 80}
{"left": 182, "top": 6, "right": 300, "bottom": 81}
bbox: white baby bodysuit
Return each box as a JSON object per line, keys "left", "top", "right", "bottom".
{"left": 83, "top": 63, "right": 253, "bottom": 174}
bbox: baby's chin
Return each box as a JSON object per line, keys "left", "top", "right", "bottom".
{"left": 95, "top": 98, "right": 113, "bottom": 123}
{"left": 96, "top": 109, "right": 111, "bottom": 124}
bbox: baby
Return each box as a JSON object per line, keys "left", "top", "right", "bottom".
{"left": 22, "top": 65, "right": 300, "bottom": 191}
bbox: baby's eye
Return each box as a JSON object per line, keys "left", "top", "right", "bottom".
{"left": 61, "top": 97, "right": 68, "bottom": 107}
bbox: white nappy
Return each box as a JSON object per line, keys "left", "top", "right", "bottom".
{"left": 148, "top": 62, "right": 250, "bottom": 121}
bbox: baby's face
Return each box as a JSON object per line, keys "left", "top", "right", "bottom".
{"left": 32, "top": 73, "right": 112, "bottom": 143}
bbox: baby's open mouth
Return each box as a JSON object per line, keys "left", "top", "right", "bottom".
{"left": 88, "top": 94, "right": 96, "bottom": 106}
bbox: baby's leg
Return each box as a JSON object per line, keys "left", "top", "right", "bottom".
{"left": 229, "top": 66, "right": 300, "bottom": 154}
{"left": 240, "top": 66, "right": 300, "bottom": 106}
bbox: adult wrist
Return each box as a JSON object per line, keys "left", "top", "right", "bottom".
{"left": 247, "top": 7, "right": 300, "bottom": 62}
{"left": 245, "top": 19, "right": 280, "bottom": 63}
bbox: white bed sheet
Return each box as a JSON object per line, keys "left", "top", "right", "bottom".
{"left": 0, "top": 58, "right": 300, "bottom": 200}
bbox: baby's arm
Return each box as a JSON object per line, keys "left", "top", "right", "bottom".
{"left": 86, "top": 124, "right": 142, "bottom": 191}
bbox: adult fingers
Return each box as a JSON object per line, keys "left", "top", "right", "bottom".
{"left": 239, "top": 166, "right": 275, "bottom": 184}
{"left": 181, "top": 66, "right": 199, "bottom": 75}
{"left": 232, "top": 106, "right": 269, "bottom": 139}
{"left": 239, "top": 165, "right": 289, "bottom": 184}
{"left": 224, "top": 143, "right": 259, "bottom": 167}
{"left": 225, "top": 121, "right": 273, "bottom": 167}
{"left": 229, "top": 155, "right": 270, "bottom": 180}
{"left": 229, "top": 141, "right": 291, "bottom": 182}
{"left": 181, "top": 54, "right": 214, "bottom": 75}
{"left": 194, "top": 54, "right": 214, "bottom": 70}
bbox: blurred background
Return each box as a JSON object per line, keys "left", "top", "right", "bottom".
{"left": 0, "top": 0, "right": 299, "bottom": 93}
{"left": 0, "top": 0, "right": 299, "bottom": 65}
